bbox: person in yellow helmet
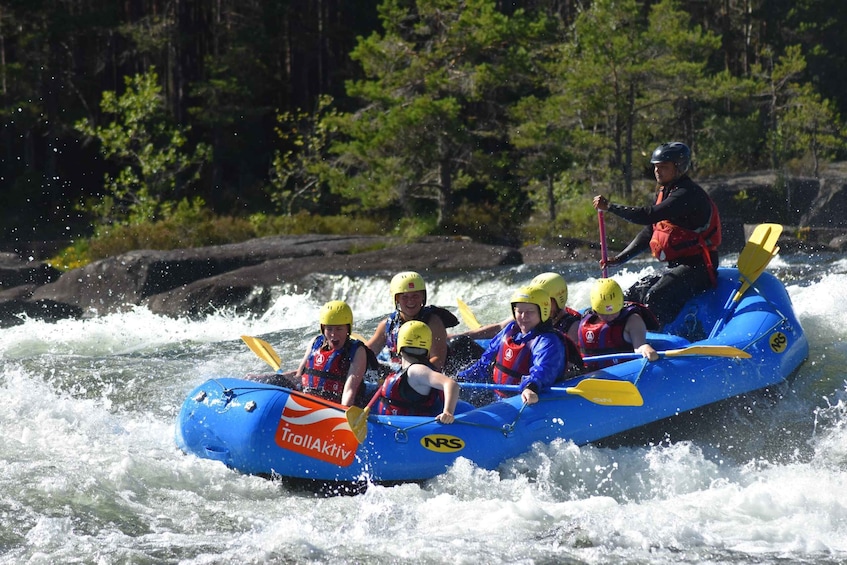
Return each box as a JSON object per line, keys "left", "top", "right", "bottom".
{"left": 578, "top": 278, "right": 660, "bottom": 371}
{"left": 376, "top": 320, "right": 461, "bottom": 422}
{"left": 445, "top": 272, "right": 582, "bottom": 374}
{"left": 450, "top": 272, "right": 581, "bottom": 343}
{"left": 457, "top": 285, "right": 569, "bottom": 406}
{"left": 291, "top": 300, "right": 370, "bottom": 406}
{"left": 366, "top": 271, "right": 459, "bottom": 372}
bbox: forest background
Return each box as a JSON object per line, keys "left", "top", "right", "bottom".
{"left": 1, "top": 0, "right": 846, "bottom": 269}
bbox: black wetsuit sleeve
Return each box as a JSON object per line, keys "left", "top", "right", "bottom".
{"left": 607, "top": 178, "right": 711, "bottom": 264}
{"left": 608, "top": 181, "right": 697, "bottom": 225}
{"left": 611, "top": 225, "right": 652, "bottom": 264}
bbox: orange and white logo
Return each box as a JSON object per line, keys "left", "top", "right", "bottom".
{"left": 274, "top": 393, "right": 358, "bottom": 467}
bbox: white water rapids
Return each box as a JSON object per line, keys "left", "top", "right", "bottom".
{"left": 1, "top": 251, "right": 846, "bottom": 564}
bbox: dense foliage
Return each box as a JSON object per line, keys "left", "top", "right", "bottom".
{"left": 1, "top": 0, "right": 845, "bottom": 252}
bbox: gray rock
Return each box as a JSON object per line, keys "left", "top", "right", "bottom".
{"left": 0, "top": 252, "right": 62, "bottom": 289}
{"left": 829, "top": 234, "right": 847, "bottom": 251}
{"left": 15, "top": 235, "right": 522, "bottom": 322}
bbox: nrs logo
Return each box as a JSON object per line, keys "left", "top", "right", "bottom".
{"left": 769, "top": 331, "right": 788, "bottom": 354}
{"left": 421, "top": 434, "right": 465, "bottom": 453}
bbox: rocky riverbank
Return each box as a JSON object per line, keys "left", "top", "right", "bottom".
{"left": 0, "top": 226, "right": 835, "bottom": 329}
{"left": 2, "top": 164, "right": 847, "bottom": 327}
{"left": 0, "top": 235, "right": 582, "bottom": 327}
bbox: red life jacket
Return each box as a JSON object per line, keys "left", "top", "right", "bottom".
{"left": 301, "top": 336, "right": 359, "bottom": 403}
{"left": 491, "top": 325, "right": 573, "bottom": 397}
{"left": 376, "top": 362, "right": 443, "bottom": 416}
{"left": 649, "top": 186, "right": 721, "bottom": 286}
{"left": 578, "top": 303, "right": 658, "bottom": 371}
{"left": 492, "top": 334, "right": 533, "bottom": 389}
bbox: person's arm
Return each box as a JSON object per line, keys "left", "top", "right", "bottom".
{"left": 427, "top": 314, "right": 449, "bottom": 371}
{"left": 607, "top": 225, "right": 653, "bottom": 265}
{"left": 607, "top": 183, "right": 700, "bottom": 226}
{"left": 365, "top": 319, "right": 388, "bottom": 354}
{"left": 624, "top": 314, "right": 659, "bottom": 361}
{"left": 593, "top": 194, "right": 652, "bottom": 265}
{"left": 456, "top": 328, "right": 503, "bottom": 382}
{"left": 521, "top": 334, "right": 565, "bottom": 404}
{"left": 449, "top": 318, "right": 509, "bottom": 341}
{"left": 597, "top": 186, "right": 698, "bottom": 264}
{"left": 435, "top": 377, "right": 460, "bottom": 424}
{"left": 293, "top": 343, "right": 310, "bottom": 377}
{"left": 340, "top": 346, "right": 367, "bottom": 406}
{"left": 408, "top": 364, "right": 459, "bottom": 424}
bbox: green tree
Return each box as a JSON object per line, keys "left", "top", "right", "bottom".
{"left": 542, "top": 0, "right": 722, "bottom": 196}
{"left": 322, "top": 0, "right": 545, "bottom": 229}
{"left": 780, "top": 83, "right": 846, "bottom": 177}
{"left": 751, "top": 44, "right": 845, "bottom": 176}
{"left": 509, "top": 93, "right": 575, "bottom": 224}
{"left": 75, "top": 69, "right": 211, "bottom": 225}
{"left": 270, "top": 95, "right": 339, "bottom": 215}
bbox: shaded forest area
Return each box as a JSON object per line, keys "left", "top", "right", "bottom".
{"left": 1, "top": 0, "right": 846, "bottom": 251}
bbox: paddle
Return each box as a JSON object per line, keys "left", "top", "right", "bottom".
{"left": 457, "top": 298, "right": 482, "bottom": 330}
{"left": 709, "top": 223, "right": 783, "bottom": 338}
{"left": 733, "top": 223, "right": 783, "bottom": 301}
{"left": 460, "top": 378, "right": 643, "bottom": 407}
{"left": 345, "top": 387, "right": 383, "bottom": 443}
{"left": 241, "top": 335, "right": 282, "bottom": 371}
{"left": 582, "top": 344, "right": 751, "bottom": 364}
{"left": 598, "top": 210, "right": 609, "bottom": 278}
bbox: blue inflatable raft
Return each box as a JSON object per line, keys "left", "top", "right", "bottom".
{"left": 175, "top": 267, "right": 808, "bottom": 486}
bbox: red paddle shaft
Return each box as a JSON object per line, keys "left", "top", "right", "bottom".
{"left": 598, "top": 210, "right": 609, "bottom": 278}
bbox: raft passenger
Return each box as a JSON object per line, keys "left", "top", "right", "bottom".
{"left": 366, "top": 271, "right": 458, "bottom": 372}
{"left": 376, "top": 320, "right": 460, "bottom": 423}
{"left": 578, "top": 278, "right": 660, "bottom": 371}
{"left": 293, "top": 300, "right": 370, "bottom": 407}
{"left": 447, "top": 272, "right": 582, "bottom": 372}
{"left": 457, "top": 286, "right": 569, "bottom": 406}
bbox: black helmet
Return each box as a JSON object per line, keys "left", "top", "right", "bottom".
{"left": 650, "top": 142, "right": 690, "bottom": 174}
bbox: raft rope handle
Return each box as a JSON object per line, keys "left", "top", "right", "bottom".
{"left": 742, "top": 316, "right": 792, "bottom": 353}
{"left": 500, "top": 402, "right": 528, "bottom": 435}
{"left": 632, "top": 358, "right": 649, "bottom": 387}
{"left": 382, "top": 401, "right": 532, "bottom": 439}
{"left": 208, "top": 379, "right": 282, "bottom": 396}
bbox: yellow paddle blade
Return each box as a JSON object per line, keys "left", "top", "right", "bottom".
{"left": 663, "top": 345, "right": 751, "bottom": 359}
{"left": 566, "top": 378, "right": 644, "bottom": 407}
{"left": 345, "top": 406, "right": 370, "bottom": 444}
{"left": 241, "top": 335, "right": 282, "bottom": 371}
{"left": 734, "top": 223, "right": 782, "bottom": 301}
{"left": 457, "top": 298, "right": 482, "bottom": 330}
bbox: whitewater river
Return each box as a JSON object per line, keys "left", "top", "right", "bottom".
{"left": 1, "top": 250, "right": 846, "bottom": 564}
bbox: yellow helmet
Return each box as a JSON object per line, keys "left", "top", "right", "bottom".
{"left": 396, "top": 320, "right": 432, "bottom": 355}
{"left": 390, "top": 271, "right": 427, "bottom": 306}
{"left": 591, "top": 278, "right": 623, "bottom": 315}
{"left": 530, "top": 272, "right": 568, "bottom": 310}
{"left": 319, "top": 300, "right": 353, "bottom": 327}
{"left": 510, "top": 285, "right": 551, "bottom": 322}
